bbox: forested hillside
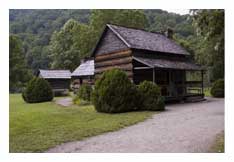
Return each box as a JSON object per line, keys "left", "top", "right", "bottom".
{"left": 9, "top": 9, "right": 224, "bottom": 92}
{"left": 10, "top": 10, "right": 90, "bottom": 72}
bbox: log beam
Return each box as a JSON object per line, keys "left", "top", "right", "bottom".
{"left": 95, "top": 64, "right": 133, "bottom": 74}
{"left": 95, "top": 56, "right": 132, "bottom": 68}
{"left": 95, "top": 49, "right": 132, "bottom": 62}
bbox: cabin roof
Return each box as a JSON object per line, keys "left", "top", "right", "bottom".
{"left": 133, "top": 57, "right": 203, "bottom": 70}
{"left": 38, "top": 69, "right": 71, "bottom": 79}
{"left": 92, "top": 24, "right": 189, "bottom": 56}
{"left": 72, "top": 59, "right": 94, "bottom": 77}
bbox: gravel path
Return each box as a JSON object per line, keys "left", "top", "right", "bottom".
{"left": 55, "top": 97, "right": 73, "bottom": 107}
{"left": 47, "top": 97, "right": 224, "bottom": 153}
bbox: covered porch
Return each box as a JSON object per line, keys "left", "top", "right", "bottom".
{"left": 132, "top": 56, "right": 205, "bottom": 101}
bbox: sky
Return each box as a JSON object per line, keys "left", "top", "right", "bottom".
{"left": 164, "top": 9, "right": 190, "bottom": 15}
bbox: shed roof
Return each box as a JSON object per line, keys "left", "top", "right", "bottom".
{"left": 38, "top": 69, "right": 71, "bottom": 79}
{"left": 72, "top": 59, "right": 94, "bottom": 77}
{"left": 133, "top": 57, "right": 203, "bottom": 70}
{"left": 92, "top": 24, "right": 189, "bottom": 56}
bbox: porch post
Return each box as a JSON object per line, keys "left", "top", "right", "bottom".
{"left": 183, "top": 70, "right": 186, "bottom": 96}
{"left": 201, "top": 70, "right": 204, "bottom": 94}
{"left": 153, "top": 68, "right": 155, "bottom": 83}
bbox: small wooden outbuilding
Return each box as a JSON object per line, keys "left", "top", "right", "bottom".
{"left": 91, "top": 24, "right": 205, "bottom": 101}
{"left": 71, "top": 59, "right": 94, "bottom": 85}
{"left": 37, "top": 69, "right": 71, "bottom": 92}
{"left": 71, "top": 59, "right": 94, "bottom": 92}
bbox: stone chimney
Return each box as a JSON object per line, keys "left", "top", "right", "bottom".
{"left": 80, "top": 59, "right": 85, "bottom": 64}
{"left": 80, "top": 57, "right": 90, "bottom": 64}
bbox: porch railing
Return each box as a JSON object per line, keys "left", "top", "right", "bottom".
{"left": 185, "top": 81, "right": 203, "bottom": 95}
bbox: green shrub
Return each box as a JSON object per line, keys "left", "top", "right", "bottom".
{"left": 73, "top": 97, "right": 90, "bottom": 106}
{"left": 156, "top": 96, "right": 165, "bottom": 111}
{"left": 211, "top": 79, "right": 224, "bottom": 98}
{"left": 137, "top": 81, "right": 165, "bottom": 111}
{"left": 22, "top": 77, "right": 53, "bottom": 103}
{"left": 73, "top": 84, "right": 92, "bottom": 106}
{"left": 78, "top": 84, "right": 92, "bottom": 101}
{"left": 92, "top": 69, "right": 138, "bottom": 113}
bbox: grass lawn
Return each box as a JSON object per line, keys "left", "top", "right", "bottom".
{"left": 209, "top": 131, "right": 225, "bottom": 153}
{"left": 9, "top": 94, "right": 154, "bottom": 153}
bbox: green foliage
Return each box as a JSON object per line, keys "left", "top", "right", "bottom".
{"left": 204, "top": 87, "right": 211, "bottom": 97}
{"left": 191, "top": 10, "right": 224, "bottom": 81}
{"left": 92, "top": 69, "right": 138, "bottom": 113}
{"left": 145, "top": 10, "right": 194, "bottom": 37}
{"left": 9, "top": 35, "right": 32, "bottom": 92}
{"left": 137, "top": 81, "right": 165, "bottom": 111}
{"left": 22, "top": 77, "right": 53, "bottom": 103}
{"left": 211, "top": 79, "right": 224, "bottom": 98}
{"left": 156, "top": 96, "right": 165, "bottom": 111}
{"left": 73, "top": 98, "right": 90, "bottom": 106}
{"left": 10, "top": 9, "right": 90, "bottom": 73}
{"left": 92, "top": 70, "right": 165, "bottom": 113}
{"left": 90, "top": 10, "right": 148, "bottom": 33}
{"left": 73, "top": 84, "right": 93, "bottom": 106}
{"left": 49, "top": 19, "right": 82, "bottom": 71}
{"left": 78, "top": 84, "right": 93, "bottom": 101}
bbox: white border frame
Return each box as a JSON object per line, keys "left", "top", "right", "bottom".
{"left": 1, "top": 1, "right": 233, "bottom": 162}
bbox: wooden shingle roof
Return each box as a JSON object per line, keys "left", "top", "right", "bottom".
{"left": 133, "top": 57, "right": 203, "bottom": 70}
{"left": 72, "top": 59, "right": 94, "bottom": 77}
{"left": 92, "top": 24, "right": 189, "bottom": 56}
{"left": 38, "top": 69, "right": 71, "bottom": 79}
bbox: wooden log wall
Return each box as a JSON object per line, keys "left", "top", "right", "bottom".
{"left": 95, "top": 49, "right": 133, "bottom": 80}
{"left": 47, "top": 79, "right": 70, "bottom": 90}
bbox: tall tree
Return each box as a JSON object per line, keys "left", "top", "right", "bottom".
{"left": 9, "top": 35, "right": 32, "bottom": 92}
{"left": 49, "top": 19, "right": 82, "bottom": 70}
{"left": 90, "top": 9, "right": 148, "bottom": 35}
{"left": 191, "top": 9, "right": 224, "bottom": 80}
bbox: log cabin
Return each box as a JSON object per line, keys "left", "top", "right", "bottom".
{"left": 91, "top": 24, "right": 205, "bottom": 101}
{"left": 37, "top": 69, "right": 71, "bottom": 93}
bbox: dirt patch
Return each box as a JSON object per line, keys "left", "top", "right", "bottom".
{"left": 55, "top": 97, "right": 73, "bottom": 107}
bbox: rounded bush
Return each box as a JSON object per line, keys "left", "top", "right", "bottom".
{"left": 22, "top": 77, "right": 53, "bottom": 103}
{"left": 92, "top": 69, "right": 138, "bottom": 113}
{"left": 137, "top": 81, "right": 165, "bottom": 111}
{"left": 211, "top": 79, "right": 224, "bottom": 97}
